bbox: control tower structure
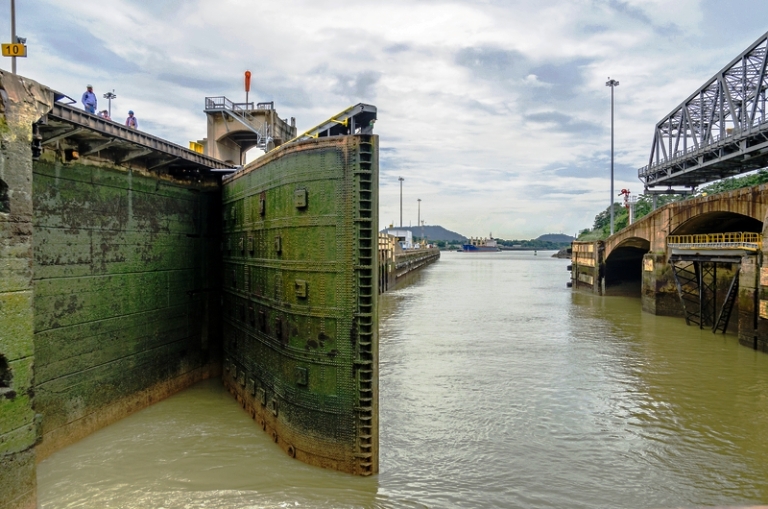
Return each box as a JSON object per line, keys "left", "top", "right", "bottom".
{"left": 203, "top": 97, "right": 297, "bottom": 164}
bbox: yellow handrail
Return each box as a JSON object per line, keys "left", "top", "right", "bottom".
{"left": 667, "top": 231, "right": 762, "bottom": 249}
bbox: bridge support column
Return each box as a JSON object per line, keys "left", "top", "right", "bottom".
{"left": 570, "top": 241, "right": 602, "bottom": 294}
{"left": 641, "top": 252, "right": 684, "bottom": 317}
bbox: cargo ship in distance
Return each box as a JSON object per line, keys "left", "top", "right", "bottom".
{"left": 462, "top": 235, "right": 501, "bottom": 252}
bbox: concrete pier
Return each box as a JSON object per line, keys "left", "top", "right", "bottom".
{"left": 377, "top": 234, "right": 440, "bottom": 293}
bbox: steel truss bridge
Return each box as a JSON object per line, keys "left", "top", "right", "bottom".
{"left": 639, "top": 31, "right": 768, "bottom": 190}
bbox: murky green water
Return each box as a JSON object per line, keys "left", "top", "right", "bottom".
{"left": 38, "top": 251, "right": 768, "bottom": 508}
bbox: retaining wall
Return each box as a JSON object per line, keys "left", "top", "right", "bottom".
{"left": 32, "top": 156, "right": 221, "bottom": 459}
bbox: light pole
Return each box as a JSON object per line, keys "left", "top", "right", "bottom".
{"left": 103, "top": 90, "right": 117, "bottom": 118}
{"left": 417, "top": 198, "right": 421, "bottom": 227}
{"left": 10, "top": 0, "right": 16, "bottom": 74}
{"left": 398, "top": 177, "right": 404, "bottom": 228}
{"left": 606, "top": 77, "right": 619, "bottom": 236}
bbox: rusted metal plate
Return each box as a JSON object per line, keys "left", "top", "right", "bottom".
{"left": 221, "top": 135, "right": 378, "bottom": 475}
{"left": 760, "top": 267, "right": 768, "bottom": 287}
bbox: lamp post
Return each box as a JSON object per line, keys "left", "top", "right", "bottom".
{"left": 417, "top": 198, "right": 421, "bottom": 227}
{"left": 606, "top": 77, "right": 619, "bottom": 236}
{"left": 103, "top": 90, "right": 117, "bottom": 118}
{"left": 398, "top": 177, "right": 404, "bottom": 228}
{"left": 10, "top": 0, "right": 16, "bottom": 74}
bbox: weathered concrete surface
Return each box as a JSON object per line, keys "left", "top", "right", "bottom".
{"left": 0, "top": 70, "right": 53, "bottom": 509}
{"left": 221, "top": 135, "right": 379, "bottom": 475}
{"left": 32, "top": 156, "right": 222, "bottom": 459}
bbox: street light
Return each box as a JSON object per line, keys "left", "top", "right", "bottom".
{"left": 417, "top": 198, "right": 421, "bottom": 227}
{"left": 606, "top": 77, "right": 619, "bottom": 236}
{"left": 103, "top": 90, "right": 117, "bottom": 118}
{"left": 398, "top": 177, "right": 404, "bottom": 228}
{"left": 10, "top": 0, "right": 16, "bottom": 74}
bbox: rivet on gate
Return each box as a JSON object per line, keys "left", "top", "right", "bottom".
{"left": 287, "top": 445, "right": 296, "bottom": 458}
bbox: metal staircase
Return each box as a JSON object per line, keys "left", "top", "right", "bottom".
{"left": 713, "top": 268, "right": 740, "bottom": 334}
{"left": 672, "top": 261, "right": 705, "bottom": 327}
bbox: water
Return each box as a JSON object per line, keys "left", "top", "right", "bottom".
{"left": 38, "top": 251, "right": 768, "bottom": 508}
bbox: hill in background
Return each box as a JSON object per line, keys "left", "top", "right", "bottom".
{"left": 380, "top": 227, "right": 575, "bottom": 247}
{"left": 381, "top": 225, "right": 467, "bottom": 242}
{"left": 536, "top": 233, "right": 574, "bottom": 243}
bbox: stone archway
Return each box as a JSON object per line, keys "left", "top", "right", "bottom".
{"left": 670, "top": 211, "right": 763, "bottom": 235}
{"left": 604, "top": 237, "right": 651, "bottom": 296}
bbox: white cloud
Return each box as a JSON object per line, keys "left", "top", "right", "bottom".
{"left": 8, "top": 0, "right": 768, "bottom": 238}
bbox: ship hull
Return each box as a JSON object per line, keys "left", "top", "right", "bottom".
{"left": 461, "top": 244, "right": 500, "bottom": 252}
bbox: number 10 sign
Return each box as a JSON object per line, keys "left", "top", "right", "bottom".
{"left": 2, "top": 44, "right": 27, "bottom": 57}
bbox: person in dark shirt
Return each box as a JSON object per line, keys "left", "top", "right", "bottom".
{"left": 125, "top": 110, "right": 138, "bottom": 129}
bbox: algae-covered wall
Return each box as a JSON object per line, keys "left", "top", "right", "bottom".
{"left": 32, "top": 156, "right": 222, "bottom": 459}
{"left": 221, "top": 135, "right": 379, "bottom": 475}
{"left": 0, "top": 71, "right": 52, "bottom": 509}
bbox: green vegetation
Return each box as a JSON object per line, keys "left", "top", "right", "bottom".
{"left": 418, "top": 238, "right": 462, "bottom": 249}
{"left": 578, "top": 169, "right": 768, "bottom": 240}
{"left": 496, "top": 238, "right": 571, "bottom": 250}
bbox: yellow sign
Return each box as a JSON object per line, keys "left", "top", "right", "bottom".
{"left": 1, "top": 43, "right": 27, "bottom": 57}
{"left": 760, "top": 299, "right": 768, "bottom": 320}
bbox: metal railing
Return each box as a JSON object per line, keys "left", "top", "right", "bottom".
{"left": 204, "top": 96, "right": 254, "bottom": 115}
{"left": 667, "top": 232, "right": 762, "bottom": 251}
{"left": 638, "top": 118, "right": 768, "bottom": 177}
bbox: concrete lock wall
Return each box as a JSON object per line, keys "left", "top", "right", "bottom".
{"left": 31, "top": 156, "right": 222, "bottom": 459}
{"left": 1, "top": 71, "right": 223, "bottom": 509}
{"left": 220, "top": 135, "right": 379, "bottom": 475}
{"left": 1, "top": 71, "right": 387, "bottom": 507}
{"left": 0, "top": 70, "right": 51, "bottom": 509}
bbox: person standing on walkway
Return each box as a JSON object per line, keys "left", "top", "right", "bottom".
{"left": 125, "top": 110, "right": 138, "bottom": 129}
{"left": 82, "top": 85, "right": 97, "bottom": 114}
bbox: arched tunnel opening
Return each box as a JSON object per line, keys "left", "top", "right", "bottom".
{"left": 670, "top": 211, "right": 763, "bottom": 235}
{"left": 604, "top": 238, "right": 650, "bottom": 297}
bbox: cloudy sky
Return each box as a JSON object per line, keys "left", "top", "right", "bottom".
{"left": 5, "top": 0, "right": 768, "bottom": 238}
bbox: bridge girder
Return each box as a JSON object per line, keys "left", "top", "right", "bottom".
{"left": 640, "top": 31, "right": 768, "bottom": 189}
